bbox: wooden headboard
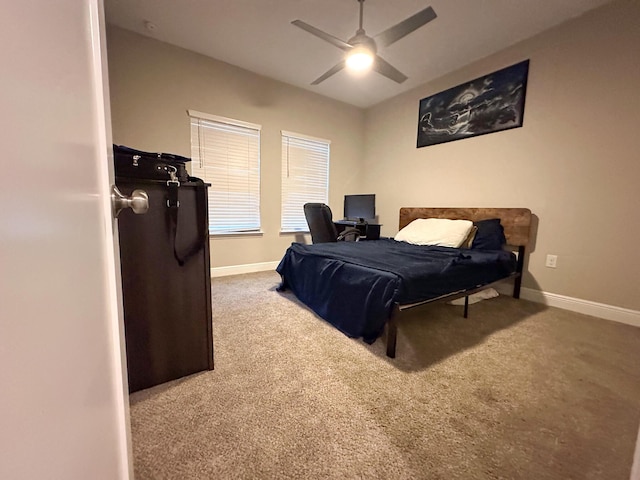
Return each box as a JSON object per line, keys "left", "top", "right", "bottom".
{"left": 399, "top": 208, "right": 532, "bottom": 247}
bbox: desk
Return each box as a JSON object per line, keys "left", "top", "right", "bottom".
{"left": 335, "top": 220, "right": 381, "bottom": 240}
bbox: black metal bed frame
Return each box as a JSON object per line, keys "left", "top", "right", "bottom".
{"left": 384, "top": 245, "right": 526, "bottom": 358}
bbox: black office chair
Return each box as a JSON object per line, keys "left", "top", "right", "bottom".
{"left": 303, "top": 203, "right": 360, "bottom": 243}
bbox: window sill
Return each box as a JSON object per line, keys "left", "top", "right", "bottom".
{"left": 280, "top": 230, "right": 310, "bottom": 235}
{"left": 210, "top": 231, "right": 264, "bottom": 238}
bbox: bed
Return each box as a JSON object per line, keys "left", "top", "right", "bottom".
{"left": 276, "top": 207, "right": 532, "bottom": 358}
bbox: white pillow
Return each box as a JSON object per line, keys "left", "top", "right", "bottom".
{"left": 394, "top": 218, "right": 473, "bottom": 247}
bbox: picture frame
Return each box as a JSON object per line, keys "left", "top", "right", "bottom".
{"left": 417, "top": 60, "right": 529, "bottom": 148}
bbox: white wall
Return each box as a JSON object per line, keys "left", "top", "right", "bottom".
{"left": 0, "top": 1, "right": 131, "bottom": 478}
{"left": 362, "top": 0, "right": 640, "bottom": 311}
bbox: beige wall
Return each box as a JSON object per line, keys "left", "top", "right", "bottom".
{"left": 107, "top": 0, "right": 639, "bottom": 311}
{"left": 363, "top": 0, "right": 640, "bottom": 310}
{"left": 106, "top": 27, "right": 364, "bottom": 268}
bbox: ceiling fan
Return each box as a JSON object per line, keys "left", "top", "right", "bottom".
{"left": 291, "top": 0, "right": 437, "bottom": 85}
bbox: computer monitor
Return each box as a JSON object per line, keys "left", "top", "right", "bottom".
{"left": 344, "top": 194, "right": 375, "bottom": 223}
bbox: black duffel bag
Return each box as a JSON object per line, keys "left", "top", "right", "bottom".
{"left": 113, "top": 144, "right": 207, "bottom": 266}
{"left": 113, "top": 144, "right": 190, "bottom": 183}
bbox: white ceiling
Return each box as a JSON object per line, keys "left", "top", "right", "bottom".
{"left": 105, "top": 0, "right": 612, "bottom": 108}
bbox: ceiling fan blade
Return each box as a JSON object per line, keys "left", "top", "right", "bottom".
{"left": 291, "top": 20, "right": 353, "bottom": 51}
{"left": 374, "top": 6, "right": 437, "bottom": 48}
{"left": 373, "top": 56, "right": 408, "bottom": 84}
{"left": 311, "top": 61, "right": 345, "bottom": 85}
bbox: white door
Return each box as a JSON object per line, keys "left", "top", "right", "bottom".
{"left": 0, "top": 1, "right": 132, "bottom": 479}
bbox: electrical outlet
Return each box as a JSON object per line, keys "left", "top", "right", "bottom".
{"left": 545, "top": 254, "right": 558, "bottom": 268}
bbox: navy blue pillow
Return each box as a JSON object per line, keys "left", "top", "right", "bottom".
{"left": 472, "top": 219, "right": 506, "bottom": 250}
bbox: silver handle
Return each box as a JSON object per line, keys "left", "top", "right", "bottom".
{"left": 111, "top": 185, "right": 149, "bottom": 218}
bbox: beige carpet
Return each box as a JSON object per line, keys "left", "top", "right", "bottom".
{"left": 130, "top": 271, "right": 640, "bottom": 479}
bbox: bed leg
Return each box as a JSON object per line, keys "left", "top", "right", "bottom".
{"left": 513, "top": 276, "right": 522, "bottom": 299}
{"left": 463, "top": 296, "right": 469, "bottom": 318}
{"left": 386, "top": 307, "right": 399, "bottom": 358}
{"left": 513, "top": 246, "right": 525, "bottom": 299}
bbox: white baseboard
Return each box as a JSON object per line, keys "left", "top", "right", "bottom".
{"left": 211, "top": 261, "right": 280, "bottom": 278}
{"left": 495, "top": 284, "right": 640, "bottom": 328}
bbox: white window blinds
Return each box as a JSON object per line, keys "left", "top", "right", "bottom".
{"left": 189, "top": 111, "right": 261, "bottom": 234}
{"left": 281, "top": 131, "right": 330, "bottom": 232}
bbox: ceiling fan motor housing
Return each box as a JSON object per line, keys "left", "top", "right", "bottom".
{"left": 347, "top": 32, "right": 377, "bottom": 55}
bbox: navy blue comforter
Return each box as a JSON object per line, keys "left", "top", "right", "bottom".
{"left": 276, "top": 239, "right": 516, "bottom": 343}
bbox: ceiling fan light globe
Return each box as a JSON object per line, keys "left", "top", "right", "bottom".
{"left": 346, "top": 49, "right": 374, "bottom": 71}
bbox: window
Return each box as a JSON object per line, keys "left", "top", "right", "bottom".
{"left": 189, "top": 110, "right": 261, "bottom": 235}
{"left": 280, "top": 131, "right": 330, "bottom": 232}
